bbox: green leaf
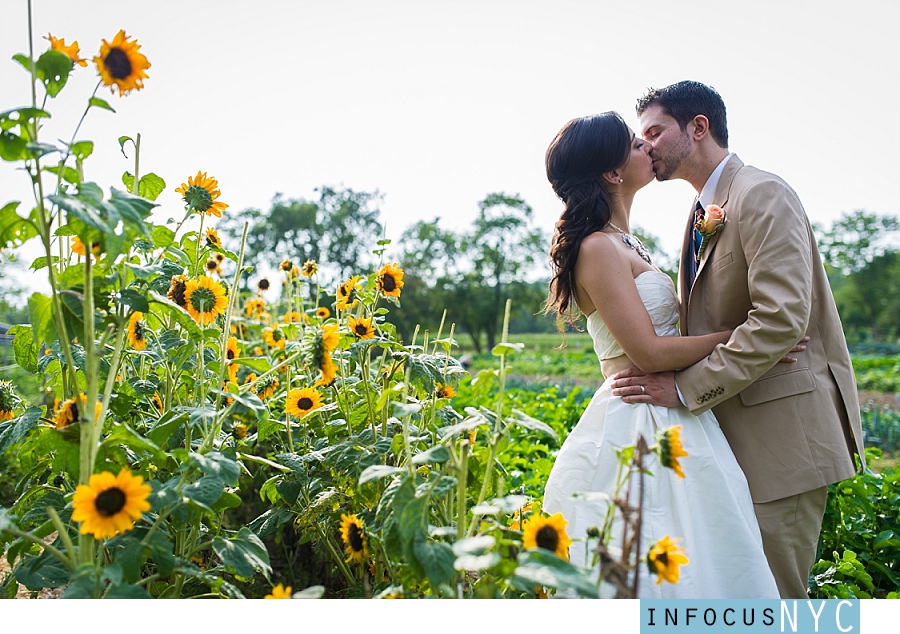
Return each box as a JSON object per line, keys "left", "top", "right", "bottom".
{"left": 9, "top": 325, "right": 38, "bottom": 373}
{"left": 89, "top": 97, "right": 115, "bottom": 112}
{"left": 100, "top": 423, "right": 163, "bottom": 459}
{"left": 0, "top": 130, "right": 27, "bottom": 161}
{"left": 15, "top": 551, "right": 71, "bottom": 590}
{"left": 152, "top": 225, "right": 176, "bottom": 249}
{"left": 44, "top": 164, "right": 80, "bottom": 185}
{"left": 108, "top": 188, "right": 155, "bottom": 239}
{"left": 509, "top": 409, "right": 558, "bottom": 441}
{"left": 211, "top": 526, "right": 271, "bottom": 579}
{"left": 104, "top": 582, "right": 153, "bottom": 599}
{"left": 211, "top": 491, "right": 242, "bottom": 513}
{"left": 0, "top": 201, "right": 38, "bottom": 248}
{"left": 71, "top": 140, "right": 93, "bottom": 161}
{"left": 412, "top": 445, "right": 451, "bottom": 465}
{"left": 511, "top": 549, "right": 599, "bottom": 598}
{"left": 35, "top": 49, "right": 73, "bottom": 98}
{"left": 492, "top": 342, "right": 525, "bottom": 356}
{"left": 116, "top": 288, "right": 150, "bottom": 313}
{"left": 412, "top": 532, "right": 455, "bottom": 589}
{"left": 189, "top": 451, "right": 240, "bottom": 486}
{"left": 122, "top": 172, "right": 166, "bottom": 202}
{"left": 148, "top": 290, "right": 201, "bottom": 338}
{"left": 182, "top": 475, "right": 225, "bottom": 512}
{"left": 451, "top": 535, "right": 496, "bottom": 557}
{"left": 25, "top": 142, "right": 59, "bottom": 158}
{"left": 27, "top": 292, "right": 56, "bottom": 350}
{"left": 233, "top": 357, "right": 272, "bottom": 373}
{"left": 358, "top": 464, "right": 405, "bottom": 486}
{"left": 0, "top": 406, "right": 42, "bottom": 457}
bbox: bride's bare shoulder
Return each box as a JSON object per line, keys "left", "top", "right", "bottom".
{"left": 578, "top": 231, "right": 619, "bottom": 259}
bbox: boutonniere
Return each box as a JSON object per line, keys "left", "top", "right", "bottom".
{"left": 694, "top": 204, "right": 726, "bottom": 262}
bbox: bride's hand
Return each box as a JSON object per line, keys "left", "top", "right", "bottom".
{"left": 779, "top": 335, "right": 810, "bottom": 364}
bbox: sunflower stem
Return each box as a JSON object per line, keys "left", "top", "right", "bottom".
{"left": 2, "top": 526, "right": 76, "bottom": 573}
{"left": 132, "top": 132, "right": 141, "bottom": 195}
{"left": 45, "top": 506, "right": 77, "bottom": 570}
{"left": 316, "top": 524, "right": 355, "bottom": 586}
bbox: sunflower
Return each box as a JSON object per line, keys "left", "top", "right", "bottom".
{"left": 93, "top": 30, "right": 150, "bottom": 97}
{"left": 54, "top": 393, "right": 102, "bottom": 430}
{"left": 509, "top": 502, "right": 533, "bottom": 531}
{"left": 244, "top": 297, "right": 266, "bottom": 318}
{"left": 335, "top": 276, "right": 360, "bottom": 311}
{"left": 279, "top": 259, "right": 293, "bottom": 272}
{"left": 348, "top": 316, "right": 375, "bottom": 340}
{"left": 71, "top": 469, "right": 151, "bottom": 539}
{"left": 264, "top": 583, "right": 292, "bottom": 599}
{"left": 339, "top": 513, "right": 370, "bottom": 564}
{"left": 289, "top": 265, "right": 301, "bottom": 279}
{"left": 167, "top": 274, "right": 189, "bottom": 308}
{"left": 205, "top": 258, "right": 222, "bottom": 276}
{"left": 257, "top": 277, "right": 270, "bottom": 292}
{"left": 434, "top": 382, "right": 456, "bottom": 399}
{"left": 315, "top": 306, "right": 330, "bottom": 319}
{"left": 285, "top": 387, "right": 323, "bottom": 418}
{"left": 46, "top": 33, "right": 87, "bottom": 67}
{"left": 234, "top": 423, "right": 248, "bottom": 440}
{"left": 316, "top": 352, "right": 338, "bottom": 388}
{"left": 301, "top": 260, "right": 318, "bottom": 277}
{"left": 282, "top": 310, "right": 301, "bottom": 324}
{"left": 175, "top": 171, "right": 228, "bottom": 217}
{"left": 522, "top": 513, "right": 572, "bottom": 560}
{"left": 321, "top": 323, "right": 340, "bottom": 353}
{"left": 245, "top": 373, "right": 279, "bottom": 401}
{"left": 0, "top": 380, "right": 20, "bottom": 421}
{"left": 647, "top": 535, "right": 689, "bottom": 585}
{"left": 71, "top": 236, "right": 101, "bottom": 258}
{"left": 183, "top": 275, "right": 228, "bottom": 326}
{"left": 205, "top": 227, "right": 222, "bottom": 249}
{"left": 262, "top": 324, "right": 286, "bottom": 350}
{"left": 376, "top": 263, "right": 404, "bottom": 300}
{"left": 225, "top": 336, "right": 240, "bottom": 383}
{"left": 657, "top": 425, "right": 689, "bottom": 479}
{"left": 152, "top": 392, "right": 163, "bottom": 413}
{"left": 127, "top": 311, "right": 147, "bottom": 351}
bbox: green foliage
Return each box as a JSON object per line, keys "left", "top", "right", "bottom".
{"left": 810, "top": 448, "right": 900, "bottom": 599}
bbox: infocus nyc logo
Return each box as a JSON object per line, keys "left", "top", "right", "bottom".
{"left": 640, "top": 600, "right": 860, "bottom": 633}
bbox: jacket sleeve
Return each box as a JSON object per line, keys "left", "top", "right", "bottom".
{"left": 675, "top": 178, "right": 812, "bottom": 414}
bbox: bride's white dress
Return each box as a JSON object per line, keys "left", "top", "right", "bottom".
{"left": 543, "top": 270, "right": 779, "bottom": 598}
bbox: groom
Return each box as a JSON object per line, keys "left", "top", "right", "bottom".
{"left": 610, "top": 81, "right": 865, "bottom": 598}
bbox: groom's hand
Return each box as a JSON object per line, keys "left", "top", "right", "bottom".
{"left": 610, "top": 368, "right": 681, "bottom": 407}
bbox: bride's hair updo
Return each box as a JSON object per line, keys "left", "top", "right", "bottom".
{"left": 544, "top": 111, "right": 631, "bottom": 324}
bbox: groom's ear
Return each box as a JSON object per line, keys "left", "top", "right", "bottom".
{"left": 601, "top": 171, "right": 620, "bottom": 186}
{"left": 690, "top": 115, "right": 711, "bottom": 141}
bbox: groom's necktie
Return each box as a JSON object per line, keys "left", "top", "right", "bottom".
{"left": 687, "top": 200, "right": 703, "bottom": 290}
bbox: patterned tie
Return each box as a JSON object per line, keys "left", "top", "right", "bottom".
{"left": 687, "top": 200, "right": 703, "bottom": 291}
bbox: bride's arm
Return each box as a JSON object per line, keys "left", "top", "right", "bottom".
{"left": 574, "top": 235, "right": 731, "bottom": 374}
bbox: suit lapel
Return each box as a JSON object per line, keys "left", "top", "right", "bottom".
{"left": 678, "top": 199, "right": 695, "bottom": 332}
{"left": 692, "top": 155, "right": 742, "bottom": 282}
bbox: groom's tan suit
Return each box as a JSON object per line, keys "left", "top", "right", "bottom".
{"left": 674, "top": 155, "right": 865, "bottom": 596}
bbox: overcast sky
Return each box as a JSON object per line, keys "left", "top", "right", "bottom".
{"left": 1, "top": 0, "right": 898, "bottom": 277}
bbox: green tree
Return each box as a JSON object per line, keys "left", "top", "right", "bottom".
{"left": 219, "top": 186, "right": 383, "bottom": 290}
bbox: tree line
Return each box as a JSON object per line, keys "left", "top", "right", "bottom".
{"left": 1, "top": 186, "right": 897, "bottom": 352}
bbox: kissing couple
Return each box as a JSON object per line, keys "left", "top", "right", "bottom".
{"left": 541, "top": 80, "right": 865, "bottom": 599}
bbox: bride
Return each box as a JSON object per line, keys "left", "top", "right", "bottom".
{"left": 541, "top": 112, "right": 779, "bottom": 598}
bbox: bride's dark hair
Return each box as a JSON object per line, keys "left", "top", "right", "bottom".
{"left": 544, "top": 111, "right": 631, "bottom": 325}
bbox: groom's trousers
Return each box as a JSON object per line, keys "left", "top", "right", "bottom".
{"left": 753, "top": 486, "right": 828, "bottom": 598}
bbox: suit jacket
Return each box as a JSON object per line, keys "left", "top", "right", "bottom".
{"left": 675, "top": 155, "right": 865, "bottom": 504}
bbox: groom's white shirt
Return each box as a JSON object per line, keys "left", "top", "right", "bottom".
{"left": 675, "top": 152, "right": 733, "bottom": 406}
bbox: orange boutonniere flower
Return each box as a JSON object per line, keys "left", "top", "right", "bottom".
{"left": 694, "top": 204, "right": 726, "bottom": 261}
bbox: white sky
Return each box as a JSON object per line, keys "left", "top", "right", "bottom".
{"left": 2, "top": 0, "right": 899, "bottom": 276}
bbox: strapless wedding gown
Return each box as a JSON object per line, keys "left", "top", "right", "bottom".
{"left": 543, "top": 270, "right": 779, "bottom": 598}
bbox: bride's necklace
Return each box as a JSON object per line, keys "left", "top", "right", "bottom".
{"left": 607, "top": 222, "right": 652, "bottom": 265}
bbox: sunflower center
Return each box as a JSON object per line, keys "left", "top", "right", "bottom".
{"left": 206, "top": 260, "right": 218, "bottom": 271}
{"left": 259, "top": 279, "right": 270, "bottom": 290}
{"left": 95, "top": 487, "right": 127, "bottom": 516}
{"left": 227, "top": 349, "right": 235, "bottom": 360}
{"left": 348, "top": 524, "right": 365, "bottom": 551}
{"left": 134, "top": 320, "right": 145, "bottom": 341}
{"left": 190, "top": 287, "right": 216, "bottom": 312}
{"left": 103, "top": 48, "right": 133, "bottom": 80}
{"left": 381, "top": 274, "right": 397, "bottom": 292}
{"left": 354, "top": 323, "right": 368, "bottom": 336}
{"left": 272, "top": 330, "right": 283, "bottom": 342}
{"left": 298, "top": 397, "right": 314, "bottom": 410}
{"left": 183, "top": 185, "right": 214, "bottom": 212}
{"left": 655, "top": 551, "right": 669, "bottom": 567}
{"left": 536, "top": 525, "right": 560, "bottom": 552}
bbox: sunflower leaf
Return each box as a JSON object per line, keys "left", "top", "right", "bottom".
{"left": 182, "top": 475, "right": 225, "bottom": 512}
{"left": 358, "top": 464, "right": 405, "bottom": 486}
{"left": 35, "top": 49, "right": 72, "bottom": 98}
{"left": 212, "top": 526, "right": 271, "bottom": 580}
{"left": 0, "top": 201, "right": 39, "bottom": 248}
{"left": 14, "top": 550, "right": 71, "bottom": 590}
{"left": 189, "top": 451, "right": 240, "bottom": 486}
{"left": 148, "top": 290, "right": 202, "bottom": 338}
{"left": 412, "top": 531, "right": 455, "bottom": 589}
{"left": 511, "top": 549, "right": 599, "bottom": 598}
{"left": 0, "top": 406, "right": 41, "bottom": 459}
{"left": 411, "top": 445, "right": 450, "bottom": 465}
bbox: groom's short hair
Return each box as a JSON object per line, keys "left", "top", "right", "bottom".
{"left": 636, "top": 81, "right": 728, "bottom": 149}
